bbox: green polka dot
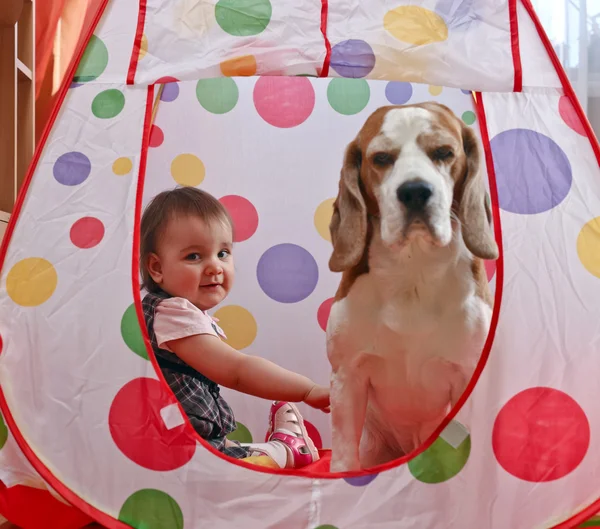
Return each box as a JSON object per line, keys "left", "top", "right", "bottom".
{"left": 0, "top": 412, "right": 8, "bottom": 450}
{"left": 215, "top": 0, "right": 272, "bottom": 37}
{"left": 580, "top": 517, "right": 600, "bottom": 527}
{"left": 121, "top": 304, "right": 148, "bottom": 360}
{"left": 315, "top": 526, "right": 339, "bottom": 529}
{"left": 327, "top": 78, "right": 370, "bottom": 115}
{"left": 74, "top": 35, "right": 109, "bottom": 83}
{"left": 119, "top": 489, "right": 183, "bottom": 529}
{"left": 462, "top": 110, "right": 476, "bottom": 126}
{"left": 226, "top": 421, "right": 253, "bottom": 443}
{"left": 92, "top": 89, "right": 125, "bottom": 119}
{"left": 408, "top": 425, "right": 471, "bottom": 484}
{"left": 196, "top": 78, "right": 239, "bottom": 114}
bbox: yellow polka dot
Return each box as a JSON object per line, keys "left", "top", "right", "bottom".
{"left": 170, "top": 154, "right": 205, "bottom": 187}
{"left": 139, "top": 34, "right": 148, "bottom": 60}
{"left": 213, "top": 305, "right": 257, "bottom": 350}
{"left": 112, "top": 157, "right": 133, "bottom": 176}
{"left": 429, "top": 85, "right": 443, "bottom": 96}
{"left": 577, "top": 217, "right": 600, "bottom": 278}
{"left": 220, "top": 55, "right": 257, "bottom": 77}
{"left": 314, "top": 198, "right": 335, "bottom": 242}
{"left": 6, "top": 258, "right": 58, "bottom": 307}
{"left": 384, "top": 6, "right": 448, "bottom": 46}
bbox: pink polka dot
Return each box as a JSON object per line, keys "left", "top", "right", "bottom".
{"left": 304, "top": 420, "right": 322, "bottom": 450}
{"left": 559, "top": 95, "right": 587, "bottom": 136}
{"left": 109, "top": 377, "right": 197, "bottom": 471}
{"left": 492, "top": 387, "right": 590, "bottom": 482}
{"left": 484, "top": 260, "right": 496, "bottom": 282}
{"left": 149, "top": 125, "right": 164, "bottom": 148}
{"left": 253, "top": 77, "right": 315, "bottom": 128}
{"left": 69, "top": 217, "right": 105, "bottom": 249}
{"left": 317, "top": 298, "right": 334, "bottom": 332}
{"left": 219, "top": 195, "right": 259, "bottom": 242}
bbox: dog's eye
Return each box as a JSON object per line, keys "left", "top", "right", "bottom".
{"left": 373, "top": 152, "right": 395, "bottom": 167}
{"left": 433, "top": 147, "right": 454, "bottom": 161}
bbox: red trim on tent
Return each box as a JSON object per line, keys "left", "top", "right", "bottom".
{"left": 509, "top": 0, "right": 523, "bottom": 91}
{"left": 319, "top": 0, "right": 331, "bottom": 77}
{"left": 127, "top": 0, "right": 148, "bottom": 85}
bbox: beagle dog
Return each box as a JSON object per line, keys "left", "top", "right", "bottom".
{"left": 326, "top": 102, "right": 498, "bottom": 472}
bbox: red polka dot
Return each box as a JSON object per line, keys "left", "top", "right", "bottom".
{"left": 253, "top": 77, "right": 315, "bottom": 128}
{"left": 0, "top": 334, "right": 3, "bottom": 355}
{"left": 492, "top": 387, "right": 590, "bottom": 482}
{"left": 317, "top": 297, "right": 334, "bottom": 332}
{"left": 559, "top": 95, "right": 587, "bottom": 136}
{"left": 304, "top": 420, "right": 323, "bottom": 450}
{"left": 484, "top": 260, "right": 496, "bottom": 282}
{"left": 149, "top": 125, "right": 164, "bottom": 148}
{"left": 108, "top": 377, "right": 197, "bottom": 471}
{"left": 219, "top": 195, "right": 259, "bottom": 242}
{"left": 155, "top": 76, "right": 179, "bottom": 84}
{"left": 69, "top": 217, "right": 105, "bottom": 249}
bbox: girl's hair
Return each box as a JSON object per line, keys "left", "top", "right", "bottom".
{"left": 140, "top": 187, "right": 233, "bottom": 293}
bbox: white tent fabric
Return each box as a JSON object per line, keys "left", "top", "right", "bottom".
{"left": 1, "top": 0, "right": 600, "bottom": 527}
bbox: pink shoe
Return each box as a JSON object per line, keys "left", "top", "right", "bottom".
{"left": 267, "top": 401, "right": 319, "bottom": 469}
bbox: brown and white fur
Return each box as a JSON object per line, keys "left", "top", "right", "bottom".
{"left": 326, "top": 103, "right": 498, "bottom": 472}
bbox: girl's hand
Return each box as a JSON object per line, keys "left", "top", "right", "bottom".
{"left": 304, "top": 384, "right": 331, "bottom": 413}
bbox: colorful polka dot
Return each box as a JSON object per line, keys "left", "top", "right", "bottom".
{"left": 139, "top": 34, "right": 148, "bottom": 61}
{"left": 215, "top": 0, "right": 272, "bottom": 36}
{"left": 462, "top": 110, "right": 476, "bottom": 125}
{"left": 197, "top": 78, "right": 239, "bottom": 114}
{"left": 257, "top": 244, "right": 319, "bottom": 303}
{"left": 484, "top": 260, "right": 496, "bottom": 282}
{"left": 327, "top": 79, "right": 370, "bottom": 115}
{"left": 429, "top": 85, "right": 443, "bottom": 96}
{"left": 408, "top": 423, "right": 471, "bottom": 483}
{"left": 559, "top": 95, "right": 587, "bottom": 136}
{"left": 579, "top": 516, "right": 600, "bottom": 527}
{"left": 157, "top": 77, "right": 180, "bottom": 103}
{"left": 109, "top": 378, "right": 196, "bottom": 471}
{"left": 73, "top": 35, "right": 108, "bottom": 83}
{"left": 0, "top": 333, "right": 3, "bottom": 355}
{"left": 7, "top": 258, "right": 58, "bottom": 307}
{"left": 120, "top": 303, "right": 148, "bottom": 360}
{"left": 314, "top": 198, "right": 334, "bottom": 241}
{"left": 220, "top": 55, "right": 257, "bottom": 77}
{"left": 490, "top": 129, "right": 572, "bottom": 214}
{"left": 213, "top": 305, "right": 257, "bottom": 349}
{"left": 330, "top": 39, "right": 376, "bottom": 79}
{"left": 69, "top": 217, "right": 105, "bottom": 249}
{"left": 304, "top": 420, "right": 322, "bottom": 450}
{"left": 119, "top": 489, "right": 183, "bottom": 529}
{"left": 227, "top": 421, "right": 253, "bottom": 443}
{"left": 315, "top": 526, "right": 338, "bottom": 529}
{"left": 385, "top": 81, "right": 413, "bottom": 105}
{"left": 577, "top": 217, "right": 600, "bottom": 278}
{"left": 317, "top": 297, "right": 334, "bottom": 332}
{"left": 170, "top": 154, "right": 205, "bottom": 187}
{"left": 219, "top": 195, "right": 259, "bottom": 242}
{"left": 492, "top": 387, "right": 590, "bottom": 482}
{"left": 149, "top": 125, "right": 164, "bottom": 148}
{"left": 461, "top": 89, "right": 472, "bottom": 95}
{"left": 384, "top": 6, "right": 448, "bottom": 45}
{"left": 113, "top": 157, "right": 133, "bottom": 176}
{"left": 53, "top": 152, "right": 91, "bottom": 186}
{"left": 344, "top": 474, "right": 378, "bottom": 486}
{"left": 92, "top": 89, "right": 125, "bottom": 119}
{"left": 0, "top": 412, "right": 8, "bottom": 450}
{"left": 253, "top": 77, "right": 315, "bottom": 128}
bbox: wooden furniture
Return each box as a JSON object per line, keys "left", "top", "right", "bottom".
{"left": 0, "top": 0, "right": 35, "bottom": 242}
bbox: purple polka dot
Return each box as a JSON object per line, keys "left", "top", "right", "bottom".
{"left": 461, "top": 89, "right": 471, "bottom": 95}
{"left": 490, "top": 128, "right": 572, "bottom": 214}
{"left": 53, "top": 152, "right": 92, "bottom": 186}
{"left": 257, "top": 244, "right": 318, "bottom": 303}
{"left": 344, "top": 474, "right": 378, "bottom": 486}
{"left": 161, "top": 83, "right": 180, "bottom": 102}
{"left": 70, "top": 82, "right": 84, "bottom": 89}
{"left": 330, "top": 40, "right": 376, "bottom": 79}
{"left": 385, "top": 82, "right": 413, "bottom": 105}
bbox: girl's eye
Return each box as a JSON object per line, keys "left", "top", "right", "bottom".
{"left": 218, "top": 250, "right": 230, "bottom": 259}
{"left": 185, "top": 253, "right": 201, "bottom": 261}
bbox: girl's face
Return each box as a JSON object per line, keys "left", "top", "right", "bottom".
{"left": 147, "top": 214, "right": 235, "bottom": 310}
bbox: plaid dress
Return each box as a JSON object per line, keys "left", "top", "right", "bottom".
{"left": 142, "top": 290, "right": 249, "bottom": 458}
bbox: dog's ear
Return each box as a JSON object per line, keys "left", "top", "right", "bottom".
{"left": 458, "top": 125, "right": 499, "bottom": 260}
{"left": 329, "top": 140, "right": 367, "bottom": 272}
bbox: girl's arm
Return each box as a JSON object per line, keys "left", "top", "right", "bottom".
{"left": 166, "top": 334, "right": 330, "bottom": 411}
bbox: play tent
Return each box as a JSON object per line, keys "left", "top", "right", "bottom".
{"left": 1, "top": 0, "right": 600, "bottom": 527}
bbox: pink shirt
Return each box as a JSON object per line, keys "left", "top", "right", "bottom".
{"left": 154, "top": 297, "right": 227, "bottom": 352}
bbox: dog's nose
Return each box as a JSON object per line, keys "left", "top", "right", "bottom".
{"left": 396, "top": 181, "right": 433, "bottom": 211}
